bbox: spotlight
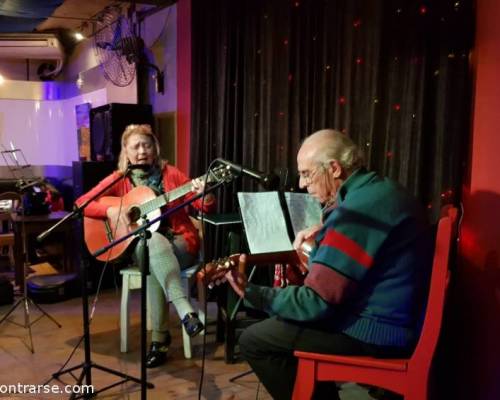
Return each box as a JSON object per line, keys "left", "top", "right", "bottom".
{"left": 74, "top": 32, "right": 85, "bottom": 41}
{"left": 0, "top": 74, "right": 4, "bottom": 85}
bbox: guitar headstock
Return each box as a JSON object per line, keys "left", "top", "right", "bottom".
{"left": 197, "top": 254, "right": 240, "bottom": 287}
{"left": 207, "top": 164, "right": 236, "bottom": 184}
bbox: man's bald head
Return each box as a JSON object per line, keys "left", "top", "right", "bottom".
{"left": 299, "top": 129, "right": 364, "bottom": 174}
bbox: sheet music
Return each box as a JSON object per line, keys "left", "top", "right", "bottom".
{"left": 237, "top": 192, "right": 293, "bottom": 253}
{"left": 237, "top": 192, "right": 322, "bottom": 254}
{"left": 284, "top": 192, "right": 322, "bottom": 236}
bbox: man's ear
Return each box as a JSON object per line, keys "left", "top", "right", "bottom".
{"left": 329, "top": 160, "right": 343, "bottom": 178}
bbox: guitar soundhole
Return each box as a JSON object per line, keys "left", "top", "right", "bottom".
{"left": 129, "top": 206, "right": 141, "bottom": 222}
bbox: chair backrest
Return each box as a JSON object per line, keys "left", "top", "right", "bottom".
{"left": 409, "top": 206, "right": 458, "bottom": 371}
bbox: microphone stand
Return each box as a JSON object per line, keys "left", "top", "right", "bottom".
{"left": 40, "top": 170, "right": 149, "bottom": 400}
{"left": 40, "top": 167, "right": 229, "bottom": 400}
{"left": 91, "top": 179, "right": 227, "bottom": 400}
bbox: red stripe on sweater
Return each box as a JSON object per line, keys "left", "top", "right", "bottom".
{"left": 321, "top": 228, "right": 373, "bottom": 269}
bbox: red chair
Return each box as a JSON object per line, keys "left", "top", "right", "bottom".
{"left": 292, "top": 207, "right": 458, "bottom": 400}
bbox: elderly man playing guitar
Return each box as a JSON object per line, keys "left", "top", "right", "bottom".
{"left": 209, "top": 129, "right": 433, "bottom": 400}
{"left": 77, "top": 124, "right": 216, "bottom": 368}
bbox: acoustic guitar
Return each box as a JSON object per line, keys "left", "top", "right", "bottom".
{"left": 84, "top": 165, "right": 231, "bottom": 261}
{"left": 197, "top": 239, "right": 315, "bottom": 287}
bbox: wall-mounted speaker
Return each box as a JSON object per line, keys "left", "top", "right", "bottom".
{"left": 90, "top": 103, "right": 154, "bottom": 162}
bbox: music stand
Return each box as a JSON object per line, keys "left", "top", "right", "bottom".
{"left": 0, "top": 148, "right": 61, "bottom": 353}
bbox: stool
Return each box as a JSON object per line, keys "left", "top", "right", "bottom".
{"left": 120, "top": 264, "right": 206, "bottom": 359}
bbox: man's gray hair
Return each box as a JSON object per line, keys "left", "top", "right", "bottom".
{"left": 305, "top": 129, "right": 365, "bottom": 172}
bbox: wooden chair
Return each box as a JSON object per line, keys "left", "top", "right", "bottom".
{"left": 0, "top": 192, "right": 21, "bottom": 269}
{"left": 119, "top": 217, "right": 207, "bottom": 359}
{"left": 292, "top": 207, "right": 458, "bottom": 400}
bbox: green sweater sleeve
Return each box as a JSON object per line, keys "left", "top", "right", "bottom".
{"left": 244, "top": 283, "right": 330, "bottom": 321}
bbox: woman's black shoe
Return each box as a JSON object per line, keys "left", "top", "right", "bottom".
{"left": 181, "top": 312, "right": 204, "bottom": 337}
{"left": 146, "top": 335, "right": 171, "bottom": 368}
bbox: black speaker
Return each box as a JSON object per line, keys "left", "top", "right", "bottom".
{"left": 72, "top": 160, "right": 116, "bottom": 199}
{"left": 89, "top": 103, "right": 154, "bottom": 162}
{"left": 72, "top": 161, "right": 117, "bottom": 291}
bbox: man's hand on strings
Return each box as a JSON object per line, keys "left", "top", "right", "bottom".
{"left": 293, "top": 223, "right": 322, "bottom": 250}
{"left": 224, "top": 254, "right": 248, "bottom": 298}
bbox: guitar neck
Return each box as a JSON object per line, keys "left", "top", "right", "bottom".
{"left": 137, "top": 173, "right": 209, "bottom": 216}
{"left": 246, "top": 250, "right": 299, "bottom": 266}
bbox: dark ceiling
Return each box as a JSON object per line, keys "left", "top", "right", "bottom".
{"left": 0, "top": 0, "right": 63, "bottom": 33}
{"left": 0, "top": 0, "right": 176, "bottom": 34}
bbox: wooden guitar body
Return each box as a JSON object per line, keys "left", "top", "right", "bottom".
{"left": 83, "top": 164, "right": 232, "bottom": 262}
{"left": 84, "top": 186, "right": 161, "bottom": 262}
{"left": 198, "top": 238, "right": 314, "bottom": 286}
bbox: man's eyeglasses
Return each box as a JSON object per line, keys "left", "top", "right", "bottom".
{"left": 298, "top": 164, "right": 325, "bottom": 185}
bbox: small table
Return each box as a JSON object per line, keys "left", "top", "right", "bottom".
{"left": 10, "top": 211, "right": 74, "bottom": 289}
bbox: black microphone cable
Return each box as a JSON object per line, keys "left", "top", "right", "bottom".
{"left": 196, "top": 157, "right": 222, "bottom": 400}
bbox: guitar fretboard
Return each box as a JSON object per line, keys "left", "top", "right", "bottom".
{"left": 138, "top": 181, "right": 193, "bottom": 216}
{"left": 136, "top": 169, "right": 221, "bottom": 217}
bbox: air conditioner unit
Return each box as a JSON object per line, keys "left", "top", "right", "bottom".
{"left": 0, "top": 33, "right": 64, "bottom": 78}
{"left": 0, "top": 33, "right": 64, "bottom": 59}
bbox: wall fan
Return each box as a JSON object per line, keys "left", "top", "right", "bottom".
{"left": 93, "top": 5, "right": 164, "bottom": 93}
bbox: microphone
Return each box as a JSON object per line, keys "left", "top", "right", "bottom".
{"left": 127, "top": 164, "right": 151, "bottom": 172}
{"left": 215, "top": 158, "right": 280, "bottom": 190}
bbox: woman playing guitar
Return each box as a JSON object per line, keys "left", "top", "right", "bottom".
{"left": 76, "top": 124, "right": 216, "bottom": 368}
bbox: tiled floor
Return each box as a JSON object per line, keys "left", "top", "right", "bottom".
{"left": 0, "top": 274, "right": 375, "bottom": 399}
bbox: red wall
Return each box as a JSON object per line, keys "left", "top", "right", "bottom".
{"left": 448, "top": 0, "right": 500, "bottom": 398}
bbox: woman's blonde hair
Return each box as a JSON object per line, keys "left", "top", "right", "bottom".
{"left": 117, "top": 124, "right": 164, "bottom": 173}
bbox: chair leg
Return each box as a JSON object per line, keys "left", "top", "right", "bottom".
{"left": 292, "top": 359, "right": 316, "bottom": 400}
{"left": 196, "top": 279, "right": 206, "bottom": 335}
{"left": 120, "top": 275, "right": 131, "bottom": 353}
{"left": 182, "top": 276, "right": 192, "bottom": 359}
{"left": 182, "top": 325, "right": 192, "bottom": 359}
